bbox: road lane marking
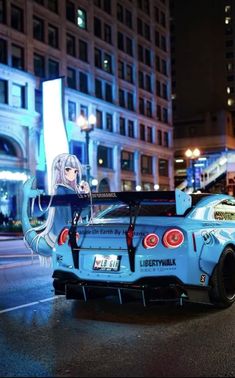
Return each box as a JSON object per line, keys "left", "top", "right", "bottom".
{"left": 0, "top": 254, "right": 38, "bottom": 258}
{"left": 0, "top": 295, "right": 64, "bottom": 314}
{"left": 0, "top": 261, "right": 39, "bottom": 269}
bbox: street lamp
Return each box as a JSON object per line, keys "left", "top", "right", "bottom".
{"left": 77, "top": 114, "right": 96, "bottom": 185}
{"left": 185, "top": 148, "right": 201, "bottom": 192}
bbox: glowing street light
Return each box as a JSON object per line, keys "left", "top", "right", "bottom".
{"left": 185, "top": 148, "right": 201, "bottom": 191}
{"left": 77, "top": 114, "right": 96, "bottom": 184}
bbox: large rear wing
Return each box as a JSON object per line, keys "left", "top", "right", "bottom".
{"left": 35, "top": 189, "right": 192, "bottom": 216}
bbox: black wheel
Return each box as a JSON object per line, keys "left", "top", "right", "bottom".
{"left": 53, "top": 279, "right": 65, "bottom": 295}
{"left": 209, "top": 246, "right": 235, "bottom": 308}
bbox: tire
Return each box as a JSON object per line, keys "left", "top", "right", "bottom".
{"left": 209, "top": 246, "right": 235, "bottom": 308}
{"left": 53, "top": 279, "right": 66, "bottom": 295}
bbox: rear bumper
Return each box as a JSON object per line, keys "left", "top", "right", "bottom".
{"left": 52, "top": 269, "right": 211, "bottom": 306}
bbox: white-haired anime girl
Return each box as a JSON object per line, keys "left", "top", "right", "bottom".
{"left": 21, "top": 153, "right": 90, "bottom": 263}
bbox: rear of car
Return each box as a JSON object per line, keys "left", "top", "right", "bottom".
{"left": 52, "top": 197, "right": 209, "bottom": 306}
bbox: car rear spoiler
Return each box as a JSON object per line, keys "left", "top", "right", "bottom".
{"left": 35, "top": 189, "right": 192, "bottom": 216}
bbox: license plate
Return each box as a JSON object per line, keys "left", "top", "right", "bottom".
{"left": 93, "top": 255, "right": 121, "bottom": 271}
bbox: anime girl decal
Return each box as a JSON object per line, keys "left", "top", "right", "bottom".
{"left": 21, "top": 153, "right": 90, "bottom": 263}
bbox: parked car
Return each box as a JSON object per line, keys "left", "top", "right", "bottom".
{"left": 47, "top": 189, "right": 235, "bottom": 309}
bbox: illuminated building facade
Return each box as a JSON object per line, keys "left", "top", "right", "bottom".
{"left": 0, "top": 0, "right": 173, "bottom": 219}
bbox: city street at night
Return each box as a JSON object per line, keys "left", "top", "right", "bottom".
{"left": 1, "top": 239, "right": 235, "bottom": 377}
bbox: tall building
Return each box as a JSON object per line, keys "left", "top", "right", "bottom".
{"left": 0, "top": 0, "right": 173, "bottom": 220}
{"left": 170, "top": 0, "right": 235, "bottom": 191}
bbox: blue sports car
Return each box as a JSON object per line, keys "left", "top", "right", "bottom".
{"left": 23, "top": 188, "right": 235, "bottom": 308}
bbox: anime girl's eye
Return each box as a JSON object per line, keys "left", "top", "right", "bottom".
{"left": 65, "top": 168, "right": 71, "bottom": 172}
{"left": 74, "top": 169, "right": 78, "bottom": 174}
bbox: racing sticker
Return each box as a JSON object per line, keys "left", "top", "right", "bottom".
{"left": 140, "top": 258, "right": 176, "bottom": 272}
{"left": 200, "top": 274, "right": 206, "bottom": 284}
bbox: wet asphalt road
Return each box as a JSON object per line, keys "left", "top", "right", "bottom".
{"left": 1, "top": 240, "right": 235, "bottom": 377}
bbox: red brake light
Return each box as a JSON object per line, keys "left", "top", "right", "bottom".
{"left": 162, "top": 229, "right": 184, "bottom": 248}
{"left": 58, "top": 228, "right": 69, "bottom": 245}
{"left": 143, "top": 233, "right": 159, "bottom": 249}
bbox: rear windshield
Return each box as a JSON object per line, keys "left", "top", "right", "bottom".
{"left": 98, "top": 204, "right": 179, "bottom": 218}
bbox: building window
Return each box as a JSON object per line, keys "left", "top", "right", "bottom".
{"left": 104, "top": 23, "right": 112, "bottom": 43}
{"left": 163, "top": 131, "right": 169, "bottom": 147}
{"left": 119, "top": 89, "right": 125, "bottom": 107}
{"left": 117, "top": 32, "right": 124, "bottom": 50}
{"left": 34, "top": 53, "right": 45, "bottom": 77}
{"left": 68, "top": 100, "right": 76, "bottom": 121}
{"left": 79, "top": 39, "right": 88, "bottom": 62}
{"left": 145, "top": 49, "right": 151, "bottom": 66}
{"left": 48, "top": 59, "right": 59, "bottom": 78}
{"left": 48, "top": 0, "right": 58, "bottom": 13}
{"left": 162, "top": 83, "right": 168, "bottom": 99}
{"left": 96, "top": 109, "right": 102, "bottom": 129}
{"left": 94, "top": 17, "right": 102, "bottom": 38}
{"left": 141, "top": 155, "right": 152, "bottom": 174}
{"left": 80, "top": 104, "right": 88, "bottom": 118}
{"left": 12, "top": 83, "right": 26, "bottom": 109}
{"left": 79, "top": 72, "right": 88, "bottom": 93}
{"left": 106, "top": 113, "right": 113, "bottom": 132}
{"left": 159, "top": 158, "right": 168, "bottom": 176}
{"left": 77, "top": 8, "right": 87, "bottom": 29}
{"left": 120, "top": 117, "right": 125, "bottom": 135}
{"left": 126, "top": 64, "right": 133, "bottom": 83}
{"left": 158, "top": 130, "right": 162, "bottom": 145}
{"left": 67, "top": 67, "right": 76, "bottom": 89}
{"left": 0, "top": 38, "right": 7, "bottom": 64}
{"left": 0, "top": 79, "right": 7, "bottom": 104}
{"left": 138, "top": 44, "right": 144, "bottom": 62}
{"left": 35, "top": 89, "right": 42, "bottom": 114}
{"left": 103, "top": 0, "right": 111, "bottom": 14}
{"left": 128, "top": 120, "right": 134, "bottom": 138}
{"left": 140, "top": 123, "right": 145, "bottom": 140}
{"left": 126, "top": 37, "right": 133, "bottom": 56}
{"left": 33, "top": 16, "right": 44, "bottom": 41}
{"left": 157, "top": 105, "right": 162, "bottom": 121}
{"left": 0, "top": 137, "right": 17, "bottom": 156}
{"left": 11, "top": 5, "right": 24, "bottom": 32}
{"left": 163, "top": 108, "right": 168, "bottom": 123}
{"left": 66, "top": 1, "right": 75, "bottom": 23}
{"left": 95, "top": 79, "right": 102, "bottom": 99}
{"left": 121, "top": 150, "right": 134, "bottom": 171}
{"left": 48, "top": 24, "right": 58, "bottom": 48}
{"left": 105, "top": 82, "right": 113, "bottom": 102}
{"left": 97, "top": 146, "right": 113, "bottom": 169}
{"left": 146, "top": 100, "right": 152, "bottom": 118}
{"left": 139, "top": 71, "right": 144, "bottom": 88}
{"left": 147, "top": 126, "right": 153, "bottom": 143}
{"left": 118, "top": 61, "right": 124, "bottom": 79}
{"left": 139, "top": 97, "right": 145, "bottom": 115}
{"left": 11, "top": 44, "right": 24, "bottom": 70}
{"left": 117, "top": 3, "right": 123, "bottom": 22}
{"left": 0, "top": 0, "right": 6, "bottom": 24}
{"left": 66, "top": 33, "right": 76, "bottom": 56}
{"left": 125, "top": 9, "right": 132, "bottom": 29}
{"left": 103, "top": 53, "right": 112, "bottom": 74}
{"left": 95, "top": 48, "right": 102, "bottom": 68}
{"left": 121, "top": 180, "right": 135, "bottom": 191}
{"left": 127, "top": 92, "right": 134, "bottom": 111}
{"left": 146, "top": 74, "right": 152, "bottom": 92}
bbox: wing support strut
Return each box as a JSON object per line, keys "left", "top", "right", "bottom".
{"left": 125, "top": 201, "right": 141, "bottom": 272}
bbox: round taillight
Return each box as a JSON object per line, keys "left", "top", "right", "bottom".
{"left": 162, "top": 229, "right": 184, "bottom": 248}
{"left": 58, "top": 228, "right": 69, "bottom": 245}
{"left": 143, "top": 233, "right": 159, "bottom": 249}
